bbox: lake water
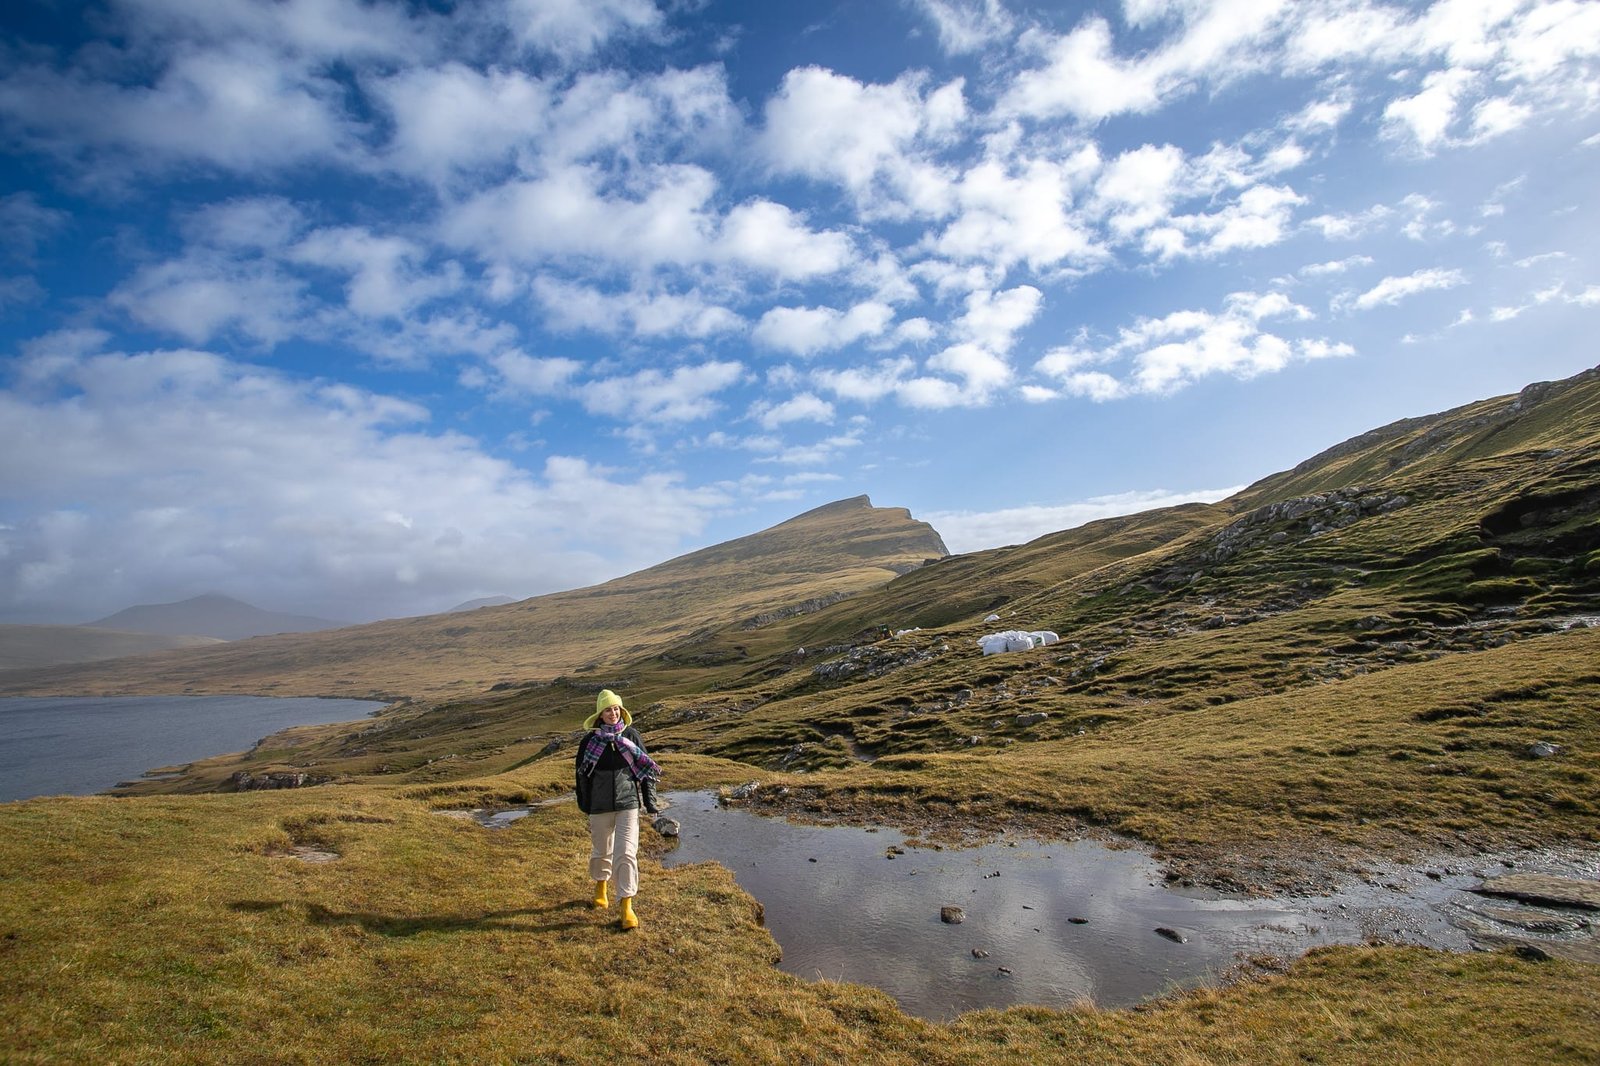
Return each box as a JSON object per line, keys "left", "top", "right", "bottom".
{"left": 0, "top": 695, "right": 387, "bottom": 802}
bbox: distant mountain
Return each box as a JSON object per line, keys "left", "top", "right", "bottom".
{"left": 0, "top": 625, "right": 223, "bottom": 671}
{"left": 448, "top": 596, "right": 518, "bottom": 613}
{"left": 87, "top": 594, "right": 347, "bottom": 641}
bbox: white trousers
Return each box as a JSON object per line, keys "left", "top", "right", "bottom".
{"left": 588, "top": 808, "right": 639, "bottom": 899}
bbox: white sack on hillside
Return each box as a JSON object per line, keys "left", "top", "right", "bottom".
{"left": 984, "top": 613, "right": 1001, "bottom": 622}
{"left": 979, "top": 630, "right": 1036, "bottom": 655}
{"left": 1031, "top": 631, "right": 1059, "bottom": 646}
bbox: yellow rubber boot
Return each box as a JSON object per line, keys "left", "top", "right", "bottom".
{"left": 592, "top": 880, "right": 610, "bottom": 909}
{"left": 619, "top": 896, "right": 639, "bottom": 930}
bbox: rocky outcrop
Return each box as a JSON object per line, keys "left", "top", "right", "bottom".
{"left": 1472, "top": 873, "right": 1600, "bottom": 911}
{"left": 230, "top": 770, "right": 330, "bottom": 790}
{"left": 1205, "top": 487, "right": 1412, "bottom": 564}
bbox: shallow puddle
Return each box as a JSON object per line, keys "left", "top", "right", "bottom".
{"left": 448, "top": 792, "right": 1599, "bottom": 1020}
{"left": 654, "top": 792, "right": 1598, "bottom": 1019}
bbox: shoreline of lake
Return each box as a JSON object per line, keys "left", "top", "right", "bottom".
{"left": 0, "top": 695, "right": 388, "bottom": 803}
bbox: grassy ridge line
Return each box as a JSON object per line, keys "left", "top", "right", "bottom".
{"left": 0, "top": 496, "right": 947, "bottom": 702}
{"left": 2, "top": 757, "right": 1595, "bottom": 1063}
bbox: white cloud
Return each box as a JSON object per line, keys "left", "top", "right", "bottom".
{"left": 757, "top": 430, "right": 864, "bottom": 466}
{"left": 502, "top": 0, "right": 663, "bottom": 57}
{"left": 0, "top": 193, "right": 69, "bottom": 262}
{"left": 1384, "top": 67, "right": 1478, "bottom": 152}
{"left": 814, "top": 358, "right": 918, "bottom": 403}
{"left": 1001, "top": 1, "right": 1287, "bottom": 123}
{"left": 292, "top": 227, "right": 462, "bottom": 319}
{"left": 1305, "top": 205, "right": 1393, "bottom": 240}
{"left": 907, "top": 0, "right": 1016, "bottom": 54}
{"left": 754, "top": 392, "right": 835, "bottom": 429}
{"left": 716, "top": 199, "right": 856, "bottom": 280}
{"left": 181, "top": 197, "right": 305, "bottom": 251}
{"left": 1301, "top": 255, "right": 1375, "bottom": 277}
{"left": 443, "top": 163, "right": 717, "bottom": 270}
{"left": 953, "top": 285, "right": 1042, "bottom": 352}
{"left": 1182, "top": 183, "right": 1306, "bottom": 256}
{"left": 488, "top": 351, "right": 582, "bottom": 396}
{"left": 108, "top": 253, "right": 308, "bottom": 345}
{"left": 933, "top": 152, "right": 1105, "bottom": 270}
{"left": 577, "top": 361, "right": 745, "bottom": 423}
{"left": 927, "top": 341, "right": 1012, "bottom": 395}
{"left": 115, "top": 0, "right": 434, "bottom": 63}
{"left": 1348, "top": 268, "right": 1467, "bottom": 310}
{"left": 1467, "top": 96, "right": 1534, "bottom": 141}
{"left": 753, "top": 302, "right": 895, "bottom": 356}
{"left": 1035, "top": 289, "right": 1345, "bottom": 397}
{"left": 372, "top": 63, "right": 551, "bottom": 180}
{"left": 532, "top": 277, "right": 742, "bottom": 339}
{"left": 1094, "top": 143, "right": 1186, "bottom": 239}
{"left": 0, "top": 342, "right": 728, "bottom": 621}
{"left": 1001, "top": 17, "right": 1164, "bottom": 122}
{"left": 761, "top": 66, "right": 962, "bottom": 217}
{"left": 0, "top": 44, "right": 357, "bottom": 174}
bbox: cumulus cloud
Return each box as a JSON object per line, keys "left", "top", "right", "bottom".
{"left": 753, "top": 392, "right": 835, "bottom": 429}
{"left": 577, "top": 361, "right": 745, "bottom": 423}
{"left": 1000, "top": 1, "right": 1286, "bottom": 123}
{"left": 0, "top": 43, "right": 359, "bottom": 175}
{"left": 1035, "top": 289, "right": 1346, "bottom": 398}
{"left": 933, "top": 152, "right": 1105, "bottom": 271}
{"left": 0, "top": 193, "right": 69, "bottom": 263}
{"left": 753, "top": 302, "right": 895, "bottom": 356}
{"left": 907, "top": 0, "right": 1016, "bottom": 54}
{"left": 1300, "top": 255, "right": 1375, "bottom": 277}
{"left": 502, "top": 0, "right": 663, "bottom": 58}
{"left": 1347, "top": 268, "right": 1467, "bottom": 310}
{"left": 292, "top": 227, "right": 463, "bottom": 319}
{"left": 761, "top": 66, "right": 963, "bottom": 217}
{"left": 532, "top": 277, "right": 742, "bottom": 339}
{"left": 0, "top": 341, "right": 727, "bottom": 622}
{"left": 108, "top": 254, "right": 309, "bottom": 345}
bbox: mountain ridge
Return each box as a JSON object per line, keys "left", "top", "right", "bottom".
{"left": 87, "top": 593, "right": 347, "bottom": 641}
{"left": 0, "top": 496, "right": 947, "bottom": 700}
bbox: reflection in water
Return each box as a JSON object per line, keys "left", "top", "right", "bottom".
{"left": 456, "top": 791, "right": 1593, "bottom": 1021}
{"left": 657, "top": 792, "right": 1338, "bottom": 1017}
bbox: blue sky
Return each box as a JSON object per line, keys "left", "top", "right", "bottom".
{"left": 1, "top": 0, "right": 1597, "bottom": 625}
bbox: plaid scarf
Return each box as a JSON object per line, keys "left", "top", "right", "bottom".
{"left": 578, "top": 722, "right": 661, "bottom": 783}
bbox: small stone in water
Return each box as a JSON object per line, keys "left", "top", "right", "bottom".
{"left": 1155, "top": 927, "right": 1187, "bottom": 943}
{"left": 941, "top": 906, "right": 966, "bottom": 924}
{"left": 972, "top": 948, "right": 989, "bottom": 958}
{"left": 1068, "top": 917, "right": 1089, "bottom": 925}
{"left": 996, "top": 966, "right": 1012, "bottom": 975}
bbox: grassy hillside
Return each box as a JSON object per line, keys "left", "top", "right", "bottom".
{"left": 0, "top": 495, "right": 946, "bottom": 702}
{"left": 4, "top": 368, "right": 1599, "bottom": 1063}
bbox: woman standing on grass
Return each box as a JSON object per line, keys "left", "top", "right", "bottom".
{"left": 575, "top": 689, "right": 661, "bottom": 930}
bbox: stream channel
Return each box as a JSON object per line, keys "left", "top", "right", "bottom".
{"left": 457, "top": 790, "right": 1599, "bottom": 1021}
